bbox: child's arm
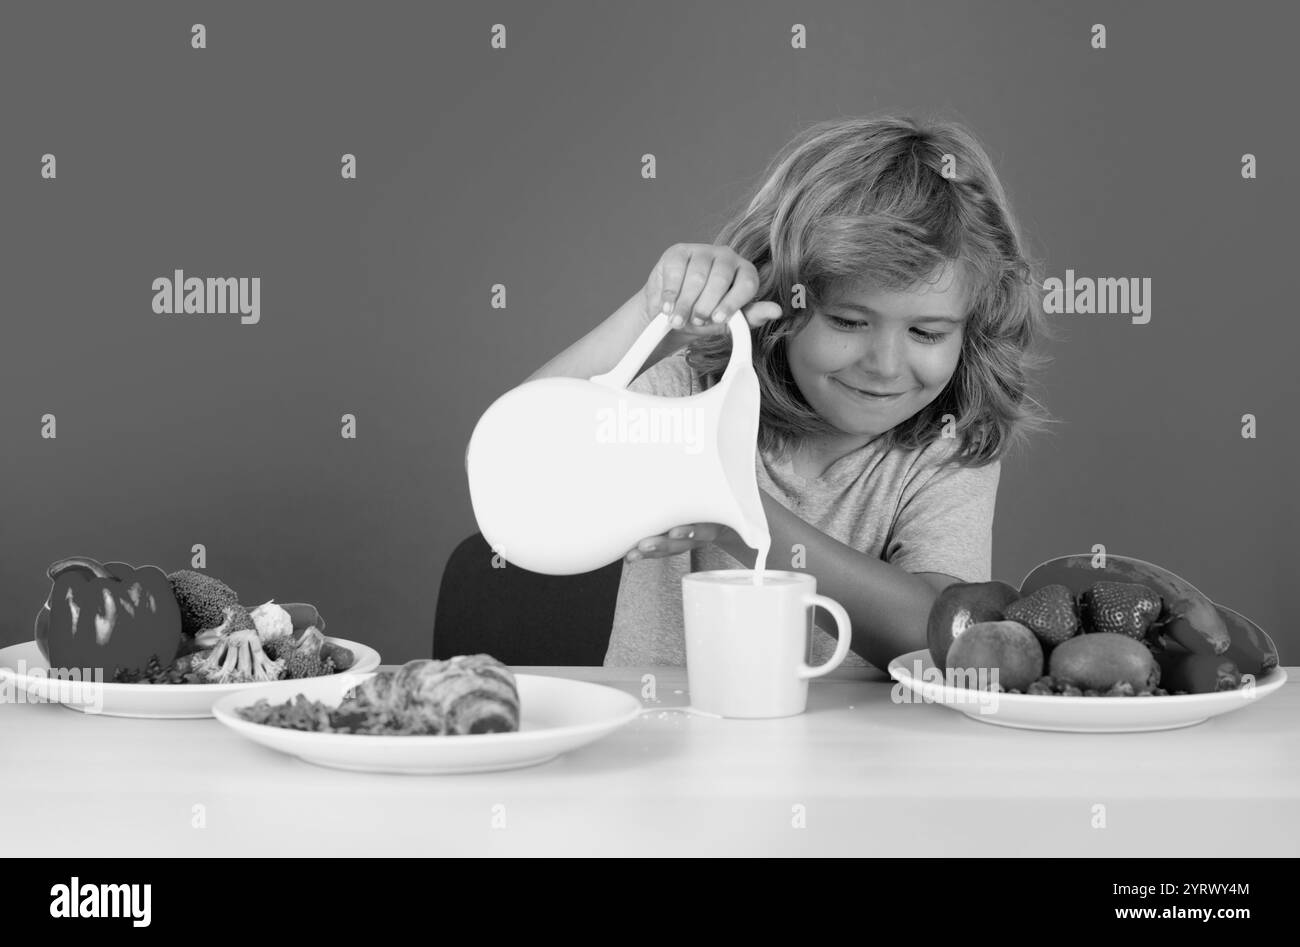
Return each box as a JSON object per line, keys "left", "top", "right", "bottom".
{"left": 524, "top": 291, "right": 693, "bottom": 384}
{"left": 717, "top": 493, "right": 947, "bottom": 671}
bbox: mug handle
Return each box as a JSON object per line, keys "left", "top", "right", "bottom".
{"left": 797, "top": 593, "right": 853, "bottom": 679}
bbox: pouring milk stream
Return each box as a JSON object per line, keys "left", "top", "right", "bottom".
{"left": 465, "top": 310, "right": 772, "bottom": 581}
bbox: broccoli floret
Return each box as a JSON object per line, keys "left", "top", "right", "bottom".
{"left": 286, "top": 651, "right": 337, "bottom": 680}
{"left": 223, "top": 603, "right": 258, "bottom": 634}
{"left": 193, "top": 606, "right": 286, "bottom": 684}
{"left": 265, "top": 626, "right": 336, "bottom": 679}
{"left": 262, "top": 634, "right": 298, "bottom": 663}
{"left": 167, "top": 569, "right": 240, "bottom": 638}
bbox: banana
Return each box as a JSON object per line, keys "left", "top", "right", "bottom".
{"left": 1155, "top": 646, "right": 1241, "bottom": 693}
{"left": 279, "top": 602, "right": 326, "bottom": 635}
{"left": 1159, "top": 615, "right": 1226, "bottom": 658}
{"left": 1020, "top": 554, "right": 1230, "bottom": 655}
{"left": 1215, "top": 604, "right": 1279, "bottom": 676}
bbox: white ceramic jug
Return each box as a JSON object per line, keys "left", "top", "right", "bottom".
{"left": 465, "top": 310, "right": 770, "bottom": 575}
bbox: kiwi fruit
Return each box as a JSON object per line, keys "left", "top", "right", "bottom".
{"left": 1048, "top": 633, "right": 1160, "bottom": 692}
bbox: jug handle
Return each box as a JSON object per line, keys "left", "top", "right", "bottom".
{"left": 590, "top": 311, "right": 676, "bottom": 390}
{"left": 717, "top": 309, "right": 753, "bottom": 385}
{"left": 590, "top": 310, "right": 752, "bottom": 390}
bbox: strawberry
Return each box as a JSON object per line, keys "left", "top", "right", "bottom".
{"left": 1003, "top": 585, "right": 1080, "bottom": 649}
{"left": 1079, "top": 581, "right": 1162, "bottom": 639}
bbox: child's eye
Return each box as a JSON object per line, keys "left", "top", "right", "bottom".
{"left": 827, "top": 314, "right": 948, "bottom": 344}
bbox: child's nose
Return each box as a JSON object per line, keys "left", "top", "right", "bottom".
{"left": 859, "top": 337, "right": 904, "bottom": 378}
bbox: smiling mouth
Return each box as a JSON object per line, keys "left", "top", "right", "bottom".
{"left": 832, "top": 378, "right": 905, "bottom": 399}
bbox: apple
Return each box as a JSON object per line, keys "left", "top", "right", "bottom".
{"left": 926, "top": 580, "right": 1020, "bottom": 671}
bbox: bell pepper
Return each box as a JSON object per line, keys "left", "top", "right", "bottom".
{"left": 35, "top": 556, "right": 183, "bottom": 676}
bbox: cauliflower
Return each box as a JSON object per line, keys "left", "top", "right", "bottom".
{"left": 193, "top": 606, "right": 286, "bottom": 683}
{"left": 248, "top": 600, "right": 294, "bottom": 641}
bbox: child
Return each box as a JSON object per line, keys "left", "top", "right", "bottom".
{"left": 526, "top": 114, "right": 1054, "bottom": 671}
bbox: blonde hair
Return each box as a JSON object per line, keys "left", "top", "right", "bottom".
{"left": 685, "top": 113, "right": 1057, "bottom": 468}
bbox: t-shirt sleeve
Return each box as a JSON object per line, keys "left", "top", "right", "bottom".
{"left": 627, "top": 352, "right": 695, "bottom": 397}
{"left": 883, "top": 448, "right": 1001, "bottom": 583}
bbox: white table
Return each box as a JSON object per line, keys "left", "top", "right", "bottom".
{"left": 3, "top": 665, "right": 1296, "bottom": 857}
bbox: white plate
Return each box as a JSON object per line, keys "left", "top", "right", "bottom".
{"left": 0, "top": 639, "right": 381, "bottom": 719}
{"left": 211, "top": 672, "right": 645, "bottom": 774}
{"left": 888, "top": 649, "right": 1287, "bottom": 732}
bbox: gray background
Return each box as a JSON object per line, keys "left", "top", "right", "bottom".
{"left": 2, "top": 1, "right": 1296, "bottom": 664}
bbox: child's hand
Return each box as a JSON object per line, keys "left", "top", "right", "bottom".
{"left": 642, "top": 244, "right": 784, "bottom": 332}
{"left": 624, "top": 524, "right": 740, "bottom": 562}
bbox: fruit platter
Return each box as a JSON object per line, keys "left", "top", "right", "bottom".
{"left": 0, "top": 556, "right": 379, "bottom": 718}
{"left": 888, "top": 553, "right": 1287, "bottom": 732}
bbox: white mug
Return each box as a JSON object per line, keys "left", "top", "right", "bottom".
{"left": 682, "top": 570, "right": 853, "bottom": 718}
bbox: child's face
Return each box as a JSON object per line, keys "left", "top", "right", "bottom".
{"left": 786, "top": 262, "right": 967, "bottom": 441}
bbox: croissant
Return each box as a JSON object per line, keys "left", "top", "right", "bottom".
{"left": 393, "top": 655, "right": 521, "bottom": 735}
{"left": 353, "top": 669, "right": 400, "bottom": 710}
